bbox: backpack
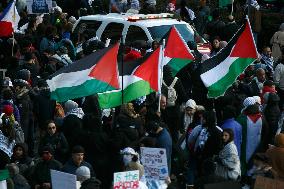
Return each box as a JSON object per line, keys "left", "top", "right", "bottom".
{"left": 163, "top": 77, "right": 178, "bottom": 107}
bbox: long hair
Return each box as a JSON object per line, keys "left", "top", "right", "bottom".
{"left": 223, "top": 128, "right": 234, "bottom": 143}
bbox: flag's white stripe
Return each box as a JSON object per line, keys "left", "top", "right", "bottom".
{"left": 200, "top": 57, "right": 238, "bottom": 87}
{"left": 47, "top": 67, "right": 94, "bottom": 92}
{"left": 2, "top": 0, "right": 20, "bottom": 28}
{"left": 162, "top": 56, "right": 171, "bottom": 66}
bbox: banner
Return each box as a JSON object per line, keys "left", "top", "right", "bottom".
{"left": 26, "top": 0, "right": 52, "bottom": 14}
{"left": 113, "top": 170, "right": 139, "bottom": 189}
{"left": 140, "top": 147, "right": 168, "bottom": 180}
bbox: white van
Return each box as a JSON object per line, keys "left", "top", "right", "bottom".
{"left": 72, "top": 13, "right": 210, "bottom": 54}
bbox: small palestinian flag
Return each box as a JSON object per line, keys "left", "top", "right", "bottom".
{"left": 200, "top": 18, "right": 258, "bottom": 98}
{"left": 163, "top": 26, "right": 195, "bottom": 76}
{"left": 47, "top": 43, "right": 120, "bottom": 102}
{"left": 98, "top": 47, "right": 162, "bottom": 109}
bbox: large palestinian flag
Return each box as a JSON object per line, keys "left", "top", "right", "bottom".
{"left": 47, "top": 43, "right": 120, "bottom": 102}
{"left": 200, "top": 18, "right": 258, "bottom": 98}
{"left": 163, "top": 26, "right": 195, "bottom": 76}
{"left": 98, "top": 47, "right": 162, "bottom": 109}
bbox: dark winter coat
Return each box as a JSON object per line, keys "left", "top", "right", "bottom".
{"left": 32, "top": 158, "right": 62, "bottom": 186}
{"left": 11, "top": 143, "right": 33, "bottom": 174}
{"left": 62, "top": 159, "right": 95, "bottom": 176}
{"left": 202, "top": 126, "right": 223, "bottom": 160}
{"left": 38, "top": 132, "right": 69, "bottom": 163}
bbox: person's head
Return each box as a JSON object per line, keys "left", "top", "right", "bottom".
{"left": 222, "top": 128, "right": 234, "bottom": 144}
{"left": 64, "top": 100, "right": 78, "bottom": 113}
{"left": 41, "top": 146, "right": 54, "bottom": 161}
{"left": 120, "top": 147, "right": 139, "bottom": 166}
{"left": 185, "top": 99, "right": 197, "bottom": 116}
{"left": 279, "top": 23, "right": 284, "bottom": 31}
{"left": 147, "top": 121, "right": 161, "bottom": 134}
{"left": 76, "top": 166, "right": 91, "bottom": 182}
{"left": 120, "top": 102, "right": 136, "bottom": 118}
{"left": 0, "top": 113, "right": 15, "bottom": 142}
{"left": 202, "top": 110, "right": 216, "bottom": 128}
{"left": 262, "top": 46, "right": 272, "bottom": 58}
{"left": 152, "top": 40, "right": 159, "bottom": 50}
{"left": 219, "top": 41, "right": 228, "bottom": 49}
{"left": 72, "top": 145, "right": 85, "bottom": 166}
{"left": 13, "top": 143, "right": 28, "bottom": 158}
{"left": 212, "top": 37, "right": 220, "bottom": 49}
{"left": 228, "top": 15, "right": 234, "bottom": 22}
{"left": 160, "top": 95, "right": 167, "bottom": 110}
{"left": 46, "top": 120, "right": 56, "bottom": 136}
{"left": 256, "top": 68, "right": 266, "bottom": 83}
{"left": 222, "top": 105, "right": 236, "bottom": 120}
{"left": 2, "top": 88, "right": 14, "bottom": 100}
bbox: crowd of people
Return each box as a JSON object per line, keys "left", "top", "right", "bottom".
{"left": 0, "top": 0, "right": 284, "bottom": 189}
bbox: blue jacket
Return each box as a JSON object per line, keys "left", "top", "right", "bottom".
{"left": 62, "top": 159, "right": 95, "bottom": 176}
{"left": 221, "top": 118, "right": 242, "bottom": 156}
{"left": 156, "top": 128, "right": 172, "bottom": 174}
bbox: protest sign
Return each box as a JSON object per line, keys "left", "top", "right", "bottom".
{"left": 51, "top": 169, "right": 77, "bottom": 189}
{"left": 26, "top": 0, "right": 52, "bottom": 14}
{"left": 113, "top": 170, "right": 139, "bottom": 189}
{"left": 140, "top": 147, "right": 168, "bottom": 180}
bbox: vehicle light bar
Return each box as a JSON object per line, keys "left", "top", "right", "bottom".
{"left": 127, "top": 14, "right": 174, "bottom": 22}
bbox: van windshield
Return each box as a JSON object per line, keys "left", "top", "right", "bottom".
{"left": 149, "top": 24, "right": 195, "bottom": 43}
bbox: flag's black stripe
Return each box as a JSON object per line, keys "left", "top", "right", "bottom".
{"left": 200, "top": 21, "right": 246, "bottom": 74}
{"left": 49, "top": 44, "right": 117, "bottom": 78}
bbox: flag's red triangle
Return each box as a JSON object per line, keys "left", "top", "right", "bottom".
{"left": 88, "top": 43, "right": 120, "bottom": 89}
{"left": 134, "top": 47, "right": 161, "bottom": 91}
{"left": 230, "top": 20, "right": 258, "bottom": 58}
{"left": 164, "top": 26, "right": 195, "bottom": 60}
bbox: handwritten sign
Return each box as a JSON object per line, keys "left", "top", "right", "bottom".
{"left": 140, "top": 147, "right": 168, "bottom": 180}
{"left": 113, "top": 170, "right": 139, "bottom": 189}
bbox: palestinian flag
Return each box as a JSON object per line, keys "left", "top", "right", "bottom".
{"left": 163, "top": 26, "right": 195, "bottom": 76}
{"left": 200, "top": 18, "right": 258, "bottom": 98}
{"left": 47, "top": 43, "right": 120, "bottom": 102}
{"left": 98, "top": 47, "right": 162, "bottom": 109}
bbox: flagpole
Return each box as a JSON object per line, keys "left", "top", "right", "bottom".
{"left": 121, "top": 37, "right": 125, "bottom": 105}
{"left": 158, "top": 39, "right": 165, "bottom": 113}
{"left": 12, "top": 0, "right": 16, "bottom": 57}
{"left": 231, "top": 0, "right": 234, "bottom": 15}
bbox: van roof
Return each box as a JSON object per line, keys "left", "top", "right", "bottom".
{"left": 77, "top": 13, "right": 187, "bottom": 27}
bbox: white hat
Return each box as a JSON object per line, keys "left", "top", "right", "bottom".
{"left": 185, "top": 99, "right": 197, "bottom": 109}
{"left": 76, "top": 166, "right": 91, "bottom": 178}
{"left": 253, "top": 96, "right": 261, "bottom": 104}
{"left": 120, "top": 147, "right": 137, "bottom": 155}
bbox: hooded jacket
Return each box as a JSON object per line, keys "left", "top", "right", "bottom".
{"left": 266, "top": 133, "right": 284, "bottom": 180}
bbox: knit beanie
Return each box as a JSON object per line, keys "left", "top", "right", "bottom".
{"left": 76, "top": 166, "right": 91, "bottom": 179}
{"left": 2, "top": 105, "right": 14, "bottom": 116}
{"left": 64, "top": 100, "right": 78, "bottom": 113}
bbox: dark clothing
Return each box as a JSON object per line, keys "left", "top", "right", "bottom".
{"left": 11, "top": 143, "right": 33, "bottom": 175}
{"left": 61, "top": 114, "right": 83, "bottom": 149}
{"left": 155, "top": 127, "right": 173, "bottom": 174}
{"left": 224, "top": 22, "right": 239, "bottom": 42}
{"left": 205, "top": 19, "right": 225, "bottom": 41}
{"left": 20, "top": 63, "right": 39, "bottom": 87}
{"left": 33, "top": 88, "right": 56, "bottom": 130}
{"left": 202, "top": 127, "right": 223, "bottom": 160}
{"left": 32, "top": 159, "right": 62, "bottom": 186}
{"left": 248, "top": 79, "right": 262, "bottom": 96}
{"left": 16, "top": 90, "right": 34, "bottom": 156}
{"left": 62, "top": 159, "right": 95, "bottom": 176}
{"left": 38, "top": 132, "right": 69, "bottom": 163}
{"left": 12, "top": 173, "right": 31, "bottom": 189}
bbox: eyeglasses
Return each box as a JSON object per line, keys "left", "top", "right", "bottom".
{"left": 48, "top": 126, "right": 56, "bottom": 130}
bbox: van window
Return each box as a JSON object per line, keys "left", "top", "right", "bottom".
{"left": 125, "top": 26, "right": 148, "bottom": 46}
{"left": 101, "top": 22, "right": 124, "bottom": 43}
{"left": 148, "top": 24, "right": 195, "bottom": 43}
{"left": 74, "top": 20, "right": 102, "bottom": 38}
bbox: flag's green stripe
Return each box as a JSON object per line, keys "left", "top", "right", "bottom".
{"left": 207, "top": 58, "right": 255, "bottom": 98}
{"left": 50, "top": 79, "right": 115, "bottom": 102}
{"left": 167, "top": 58, "right": 192, "bottom": 76}
{"left": 98, "top": 80, "right": 154, "bottom": 109}
{"left": 0, "top": 169, "right": 9, "bottom": 181}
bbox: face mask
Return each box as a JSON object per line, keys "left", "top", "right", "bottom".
{"left": 123, "top": 154, "right": 133, "bottom": 166}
